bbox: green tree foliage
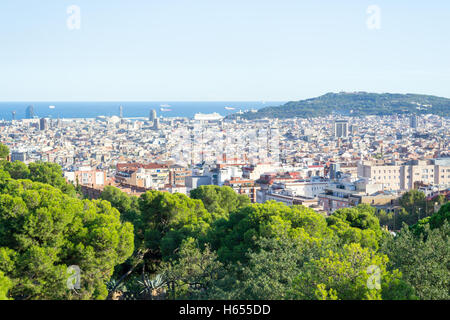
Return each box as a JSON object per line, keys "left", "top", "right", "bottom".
{"left": 138, "top": 191, "right": 212, "bottom": 261}
{"left": 0, "top": 144, "right": 9, "bottom": 160}
{"left": 100, "top": 186, "right": 140, "bottom": 225}
{"left": 382, "top": 210, "right": 450, "bottom": 300}
{"left": 2, "top": 161, "right": 30, "bottom": 180}
{"left": 206, "top": 236, "right": 335, "bottom": 300}
{"left": 207, "top": 201, "right": 330, "bottom": 264}
{"left": 27, "top": 162, "right": 76, "bottom": 196}
{"left": 0, "top": 178, "right": 134, "bottom": 300}
{"left": 326, "top": 204, "right": 383, "bottom": 250}
{"left": 377, "top": 192, "right": 447, "bottom": 230}
{"left": 158, "top": 238, "right": 224, "bottom": 299}
{"left": 289, "top": 243, "right": 413, "bottom": 300}
{"left": 190, "top": 185, "right": 250, "bottom": 219}
{"left": 0, "top": 161, "right": 77, "bottom": 197}
{"left": 398, "top": 190, "right": 432, "bottom": 223}
{"left": 411, "top": 201, "right": 450, "bottom": 235}
{"left": 228, "top": 92, "right": 450, "bottom": 120}
{"left": 0, "top": 271, "right": 13, "bottom": 300}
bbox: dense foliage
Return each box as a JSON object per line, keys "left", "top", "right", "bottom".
{"left": 380, "top": 203, "right": 450, "bottom": 299}
{"left": 227, "top": 92, "right": 450, "bottom": 119}
{"left": 376, "top": 190, "right": 447, "bottom": 230}
{"left": 0, "top": 168, "right": 134, "bottom": 300}
{"left": 0, "top": 150, "right": 447, "bottom": 300}
{"left": 0, "top": 160, "right": 77, "bottom": 197}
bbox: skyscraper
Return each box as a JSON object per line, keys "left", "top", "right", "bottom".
{"left": 26, "top": 105, "right": 35, "bottom": 119}
{"left": 11, "top": 111, "right": 16, "bottom": 121}
{"left": 349, "top": 124, "right": 358, "bottom": 135}
{"left": 149, "top": 109, "right": 157, "bottom": 122}
{"left": 39, "top": 118, "right": 48, "bottom": 131}
{"left": 119, "top": 105, "right": 123, "bottom": 118}
{"left": 153, "top": 117, "right": 160, "bottom": 130}
{"left": 410, "top": 115, "right": 418, "bottom": 129}
{"left": 329, "top": 163, "right": 341, "bottom": 180}
{"left": 334, "top": 120, "right": 348, "bottom": 138}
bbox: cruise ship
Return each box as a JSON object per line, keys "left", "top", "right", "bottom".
{"left": 193, "top": 112, "right": 224, "bottom": 121}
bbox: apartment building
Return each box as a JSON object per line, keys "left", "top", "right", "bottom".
{"left": 64, "top": 166, "right": 106, "bottom": 188}
{"left": 357, "top": 158, "right": 450, "bottom": 191}
{"left": 224, "top": 177, "right": 260, "bottom": 203}
{"left": 115, "top": 163, "right": 170, "bottom": 189}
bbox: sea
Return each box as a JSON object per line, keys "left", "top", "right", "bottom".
{"left": 0, "top": 101, "right": 285, "bottom": 120}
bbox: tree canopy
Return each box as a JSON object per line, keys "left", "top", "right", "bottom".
{"left": 0, "top": 176, "right": 134, "bottom": 300}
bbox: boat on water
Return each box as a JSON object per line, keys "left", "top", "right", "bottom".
{"left": 49, "top": 105, "right": 55, "bottom": 109}
{"left": 160, "top": 104, "right": 172, "bottom": 111}
{"left": 224, "top": 107, "right": 235, "bottom": 110}
{"left": 194, "top": 112, "right": 224, "bottom": 121}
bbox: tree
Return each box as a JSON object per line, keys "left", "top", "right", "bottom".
{"left": 0, "top": 144, "right": 9, "bottom": 160}
{"left": 207, "top": 201, "right": 330, "bottom": 264}
{"left": 2, "top": 161, "right": 30, "bottom": 180}
{"left": 137, "top": 190, "right": 212, "bottom": 262}
{"left": 100, "top": 186, "right": 140, "bottom": 225}
{"left": 411, "top": 201, "right": 450, "bottom": 236}
{"left": 158, "top": 238, "right": 225, "bottom": 299}
{"left": 288, "top": 243, "right": 414, "bottom": 300}
{"left": 27, "top": 162, "right": 76, "bottom": 196}
{"left": 0, "top": 271, "right": 13, "bottom": 300}
{"left": 382, "top": 220, "right": 449, "bottom": 300}
{"left": 207, "top": 236, "right": 335, "bottom": 300}
{"left": 190, "top": 185, "right": 250, "bottom": 220}
{"left": 0, "top": 179, "right": 134, "bottom": 300}
{"left": 326, "top": 204, "right": 383, "bottom": 250}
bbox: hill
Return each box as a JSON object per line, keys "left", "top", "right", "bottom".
{"left": 227, "top": 92, "right": 450, "bottom": 119}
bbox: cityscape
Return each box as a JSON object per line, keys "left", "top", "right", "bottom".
{"left": 3, "top": 105, "right": 449, "bottom": 216}
{"left": 0, "top": 0, "right": 449, "bottom": 309}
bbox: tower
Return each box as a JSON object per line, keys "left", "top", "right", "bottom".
{"left": 119, "top": 105, "right": 123, "bottom": 118}
{"left": 153, "top": 117, "right": 160, "bottom": 130}
{"left": 334, "top": 120, "right": 348, "bottom": 138}
{"left": 410, "top": 115, "right": 418, "bottom": 129}
{"left": 11, "top": 111, "right": 16, "bottom": 121}
{"left": 39, "top": 118, "right": 48, "bottom": 131}
{"left": 149, "top": 109, "right": 157, "bottom": 122}
{"left": 26, "top": 105, "right": 35, "bottom": 119}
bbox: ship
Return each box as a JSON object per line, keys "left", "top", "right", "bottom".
{"left": 49, "top": 105, "right": 56, "bottom": 109}
{"left": 160, "top": 104, "right": 172, "bottom": 112}
{"left": 224, "top": 107, "right": 235, "bottom": 110}
{"left": 194, "top": 112, "right": 224, "bottom": 121}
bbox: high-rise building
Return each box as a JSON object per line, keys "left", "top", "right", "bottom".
{"left": 149, "top": 109, "right": 157, "bottom": 122}
{"left": 329, "top": 163, "right": 341, "bottom": 180}
{"left": 11, "top": 111, "right": 16, "bottom": 121}
{"left": 153, "top": 117, "right": 160, "bottom": 130}
{"left": 119, "top": 105, "right": 123, "bottom": 118}
{"left": 39, "top": 118, "right": 48, "bottom": 131}
{"left": 349, "top": 124, "right": 358, "bottom": 135}
{"left": 26, "top": 105, "right": 35, "bottom": 119}
{"left": 410, "top": 115, "right": 418, "bottom": 129}
{"left": 334, "top": 120, "right": 348, "bottom": 138}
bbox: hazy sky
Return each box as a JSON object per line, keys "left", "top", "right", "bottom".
{"left": 1, "top": 0, "right": 449, "bottom": 101}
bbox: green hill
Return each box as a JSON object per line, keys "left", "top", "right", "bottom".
{"left": 227, "top": 92, "right": 450, "bottom": 119}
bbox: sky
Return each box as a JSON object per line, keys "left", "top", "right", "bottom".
{"left": 0, "top": 0, "right": 450, "bottom": 101}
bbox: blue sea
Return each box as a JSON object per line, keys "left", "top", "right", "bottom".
{"left": 0, "top": 101, "right": 285, "bottom": 120}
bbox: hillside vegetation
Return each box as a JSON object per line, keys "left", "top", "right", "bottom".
{"left": 227, "top": 92, "right": 450, "bottom": 119}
